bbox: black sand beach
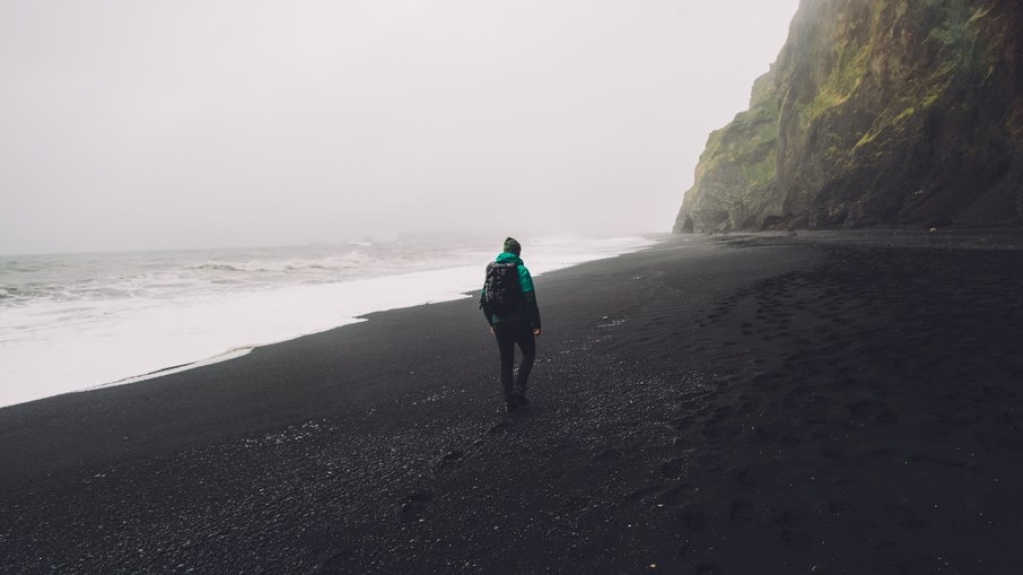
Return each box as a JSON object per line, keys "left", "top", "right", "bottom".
{"left": 2, "top": 230, "right": 1023, "bottom": 574}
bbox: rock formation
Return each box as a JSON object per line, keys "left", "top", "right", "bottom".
{"left": 675, "top": 0, "right": 1023, "bottom": 233}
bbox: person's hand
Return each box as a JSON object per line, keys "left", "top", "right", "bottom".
{"left": 533, "top": 328, "right": 542, "bottom": 337}
{"left": 490, "top": 326, "right": 496, "bottom": 335}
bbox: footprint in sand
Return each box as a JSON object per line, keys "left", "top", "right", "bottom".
{"left": 736, "top": 465, "right": 768, "bottom": 487}
{"left": 780, "top": 432, "right": 803, "bottom": 447}
{"left": 657, "top": 484, "right": 684, "bottom": 507}
{"left": 594, "top": 447, "right": 626, "bottom": 462}
{"left": 666, "top": 416, "right": 692, "bottom": 431}
{"left": 753, "top": 424, "right": 780, "bottom": 442}
{"left": 660, "top": 458, "right": 686, "bottom": 479}
{"left": 685, "top": 508, "right": 709, "bottom": 532}
{"left": 317, "top": 548, "right": 354, "bottom": 574}
{"left": 400, "top": 490, "right": 434, "bottom": 517}
{"left": 729, "top": 500, "right": 755, "bottom": 523}
{"left": 846, "top": 398, "right": 878, "bottom": 417}
{"left": 828, "top": 500, "right": 853, "bottom": 515}
{"left": 442, "top": 450, "right": 464, "bottom": 462}
{"left": 625, "top": 485, "right": 663, "bottom": 502}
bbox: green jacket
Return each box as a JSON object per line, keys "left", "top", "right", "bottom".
{"left": 481, "top": 252, "right": 542, "bottom": 328}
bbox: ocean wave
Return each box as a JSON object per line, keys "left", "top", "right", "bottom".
{"left": 187, "top": 263, "right": 248, "bottom": 272}
{"left": 184, "top": 251, "right": 381, "bottom": 276}
{"left": 0, "top": 260, "right": 48, "bottom": 274}
{"left": 79, "top": 287, "right": 134, "bottom": 299}
{"left": 285, "top": 253, "right": 376, "bottom": 271}
{"left": 0, "top": 285, "right": 45, "bottom": 303}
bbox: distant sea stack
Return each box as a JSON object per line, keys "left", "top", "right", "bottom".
{"left": 674, "top": 0, "right": 1023, "bottom": 233}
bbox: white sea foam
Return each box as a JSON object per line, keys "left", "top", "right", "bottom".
{"left": 0, "top": 235, "right": 656, "bottom": 408}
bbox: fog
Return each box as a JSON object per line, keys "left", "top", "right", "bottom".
{"left": 0, "top": 1, "right": 799, "bottom": 255}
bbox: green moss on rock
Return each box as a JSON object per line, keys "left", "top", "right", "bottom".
{"left": 675, "top": 0, "right": 1023, "bottom": 233}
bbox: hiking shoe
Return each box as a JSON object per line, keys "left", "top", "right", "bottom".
{"left": 505, "top": 400, "right": 518, "bottom": 413}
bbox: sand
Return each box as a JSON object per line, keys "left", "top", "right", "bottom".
{"left": 2, "top": 229, "right": 1022, "bottom": 574}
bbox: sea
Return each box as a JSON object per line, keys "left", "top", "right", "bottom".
{"left": 0, "top": 235, "right": 655, "bottom": 408}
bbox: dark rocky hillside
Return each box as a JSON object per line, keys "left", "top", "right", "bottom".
{"left": 675, "top": 0, "right": 1023, "bottom": 233}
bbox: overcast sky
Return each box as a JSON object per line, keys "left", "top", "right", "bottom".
{"left": 0, "top": 1, "right": 800, "bottom": 255}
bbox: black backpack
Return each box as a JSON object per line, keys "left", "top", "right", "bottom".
{"left": 482, "top": 262, "right": 521, "bottom": 317}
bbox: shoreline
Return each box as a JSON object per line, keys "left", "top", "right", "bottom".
{"left": 3, "top": 230, "right": 1022, "bottom": 573}
{"left": 79, "top": 347, "right": 255, "bottom": 395}
{"left": 0, "top": 235, "right": 656, "bottom": 409}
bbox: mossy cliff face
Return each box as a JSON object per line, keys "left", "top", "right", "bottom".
{"left": 675, "top": 0, "right": 1023, "bottom": 233}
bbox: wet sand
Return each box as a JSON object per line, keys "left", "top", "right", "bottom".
{"left": 2, "top": 229, "right": 1022, "bottom": 574}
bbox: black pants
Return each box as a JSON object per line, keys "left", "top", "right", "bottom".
{"left": 494, "top": 321, "right": 536, "bottom": 401}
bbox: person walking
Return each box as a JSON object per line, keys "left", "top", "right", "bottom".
{"left": 480, "top": 237, "right": 542, "bottom": 412}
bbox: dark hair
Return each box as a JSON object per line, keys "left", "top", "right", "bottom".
{"left": 503, "top": 237, "right": 521, "bottom": 255}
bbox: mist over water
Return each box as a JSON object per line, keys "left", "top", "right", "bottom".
{"left": 0, "top": 1, "right": 800, "bottom": 256}
{"left": 0, "top": 235, "right": 655, "bottom": 407}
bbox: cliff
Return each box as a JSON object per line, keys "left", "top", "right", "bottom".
{"left": 675, "top": 0, "right": 1023, "bottom": 233}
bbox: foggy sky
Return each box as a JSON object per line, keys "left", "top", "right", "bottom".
{"left": 0, "top": 1, "right": 800, "bottom": 255}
